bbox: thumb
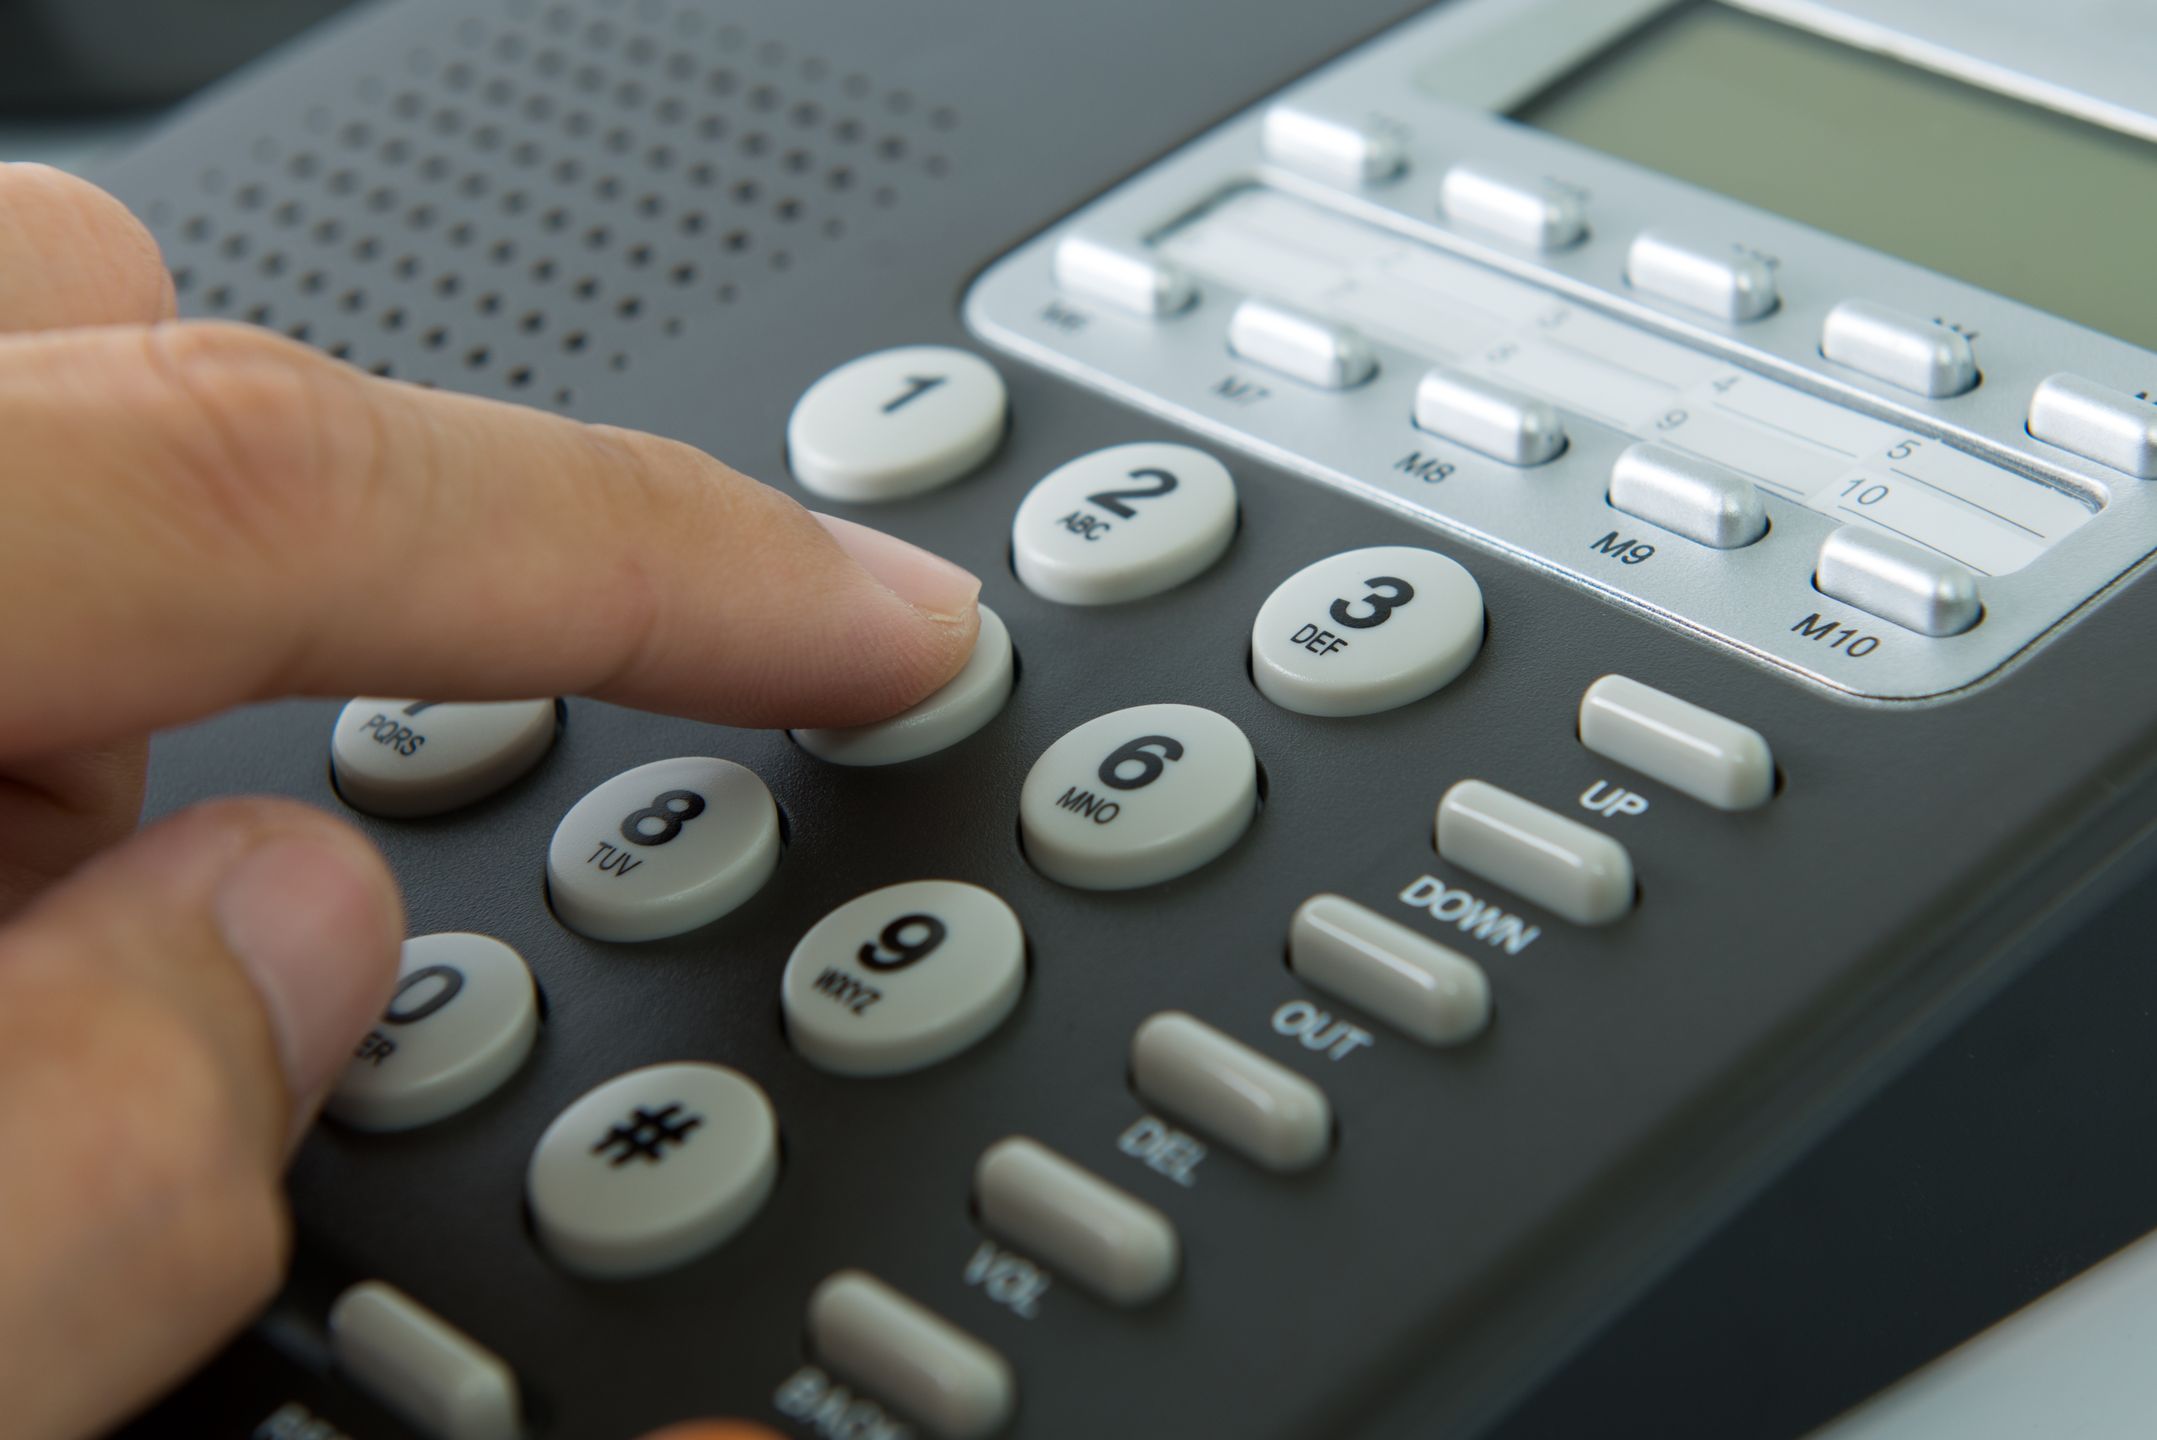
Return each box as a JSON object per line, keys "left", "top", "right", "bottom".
{"left": 0, "top": 798, "right": 402, "bottom": 1440}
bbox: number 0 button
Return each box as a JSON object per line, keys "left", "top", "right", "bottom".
{"left": 547, "top": 757, "right": 781, "bottom": 942}
{"left": 327, "top": 933, "right": 540, "bottom": 1132}
{"left": 1020, "top": 704, "right": 1257, "bottom": 890}
{"left": 782, "top": 881, "right": 1026, "bottom": 1076}
{"left": 788, "top": 345, "right": 1007, "bottom": 502}
{"left": 1251, "top": 545, "right": 1483, "bottom": 716}
{"left": 1012, "top": 443, "right": 1237, "bottom": 604}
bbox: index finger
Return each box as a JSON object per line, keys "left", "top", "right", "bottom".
{"left": 0, "top": 322, "right": 981, "bottom": 757}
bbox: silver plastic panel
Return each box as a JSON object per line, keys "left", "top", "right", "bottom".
{"left": 964, "top": 0, "right": 2157, "bottom": 701}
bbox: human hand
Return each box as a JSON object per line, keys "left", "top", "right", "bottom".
{"left": 0, "top": 161, "right": 977, "bottom": 1440}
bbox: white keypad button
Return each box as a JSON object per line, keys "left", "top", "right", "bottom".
{"left": 331, "top": 699, "right": 555, "bottom": 818}
{"left": 788, "top": 345, "right": 1007, "bottom": 502}
{"left": 974, "top": 1137, "right": 1179, "bottom": 1307}
{"left": 1436, "top": 780, "right": 1635, "bottom": 927}
{"left": 1251, "top": 545, "right": 1483, "bottom": 717}
{"left": 329, "top": 1281, "right": 522, "bottom": 1440}
{"left": 328, "top": 933, "right": 539, "bottom": 1132}
{"left": 1052, "top": 234, "right": 1195, "bottom": 317}
{"left": 807, "top": 1271, "right": 1015, "bottom": 1440}
{"left": 1018, "top": 704, "right": 1257, "bottom": 891}
{"left": 782, "top": 880, "right": 1026, "bottom": 1076}
{"left": 1130, "top": 1011, "right": 1331, "bottom": 1173}
{"left": 1578, "top": 674, "right": 1775, "bottom": 812}
{"left": 793, "top": 605, "right": 1015, "bottom": 766}
{"left": 527, "top": 1061, "right": 778, "bottom": 1279}
{"left": 1288, "top": 894, "right": 1490, "bottom": 1047}
{"left": 1260, "top": 104, "right": 1405, "bottom": 187}
{"left": 1011, "top": 443, "right": 1238, "bottom": 605}
{"left": 546, "top": 757, "right": 780, "bottom": 942}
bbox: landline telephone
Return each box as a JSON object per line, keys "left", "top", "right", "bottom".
{"left": 94, "top": 0, "right": 2157, "bottom": 1436}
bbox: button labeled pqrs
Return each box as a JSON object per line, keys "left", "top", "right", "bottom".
{"left": 331, "top": 698, "right": 556, "bottom": 818}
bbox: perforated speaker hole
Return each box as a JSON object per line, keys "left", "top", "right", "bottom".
{"left": 156, "top": 0, "right": 958, "bottom": 411}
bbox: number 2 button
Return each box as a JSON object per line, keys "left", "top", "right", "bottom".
{"left": 547, "top": 757, "right": 782, "bottom": 942}
{"left": 1251, "top": 545, "right": 1484, "bottom": 716}
{"left": 1020, "top": 704, "right": 1257, "bottom": 889}
{"left": 1012, "top": 443, "right": 1238, "bottom": 605}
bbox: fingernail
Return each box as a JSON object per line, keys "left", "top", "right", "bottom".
{"left": 216, "top": 836, "right": 400, "bottom": 1116}
{"left": 813, "top": 513, "right": 980, "bottom": 621}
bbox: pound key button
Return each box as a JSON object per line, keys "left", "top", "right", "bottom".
{"left": 327, "top": 932, "right": 540, "bottom": 1133}
{"left": 546, "top": 756, "right": 781, "bottom": 942}
{"left": 526, "top": 1061, "right": 779, "bottom": 1280}
{"left": 331, "top": 698, "right": 555, "bottom": 818}
{"left": 1251, "top": 545, "right": 1483, "bottom": 717}
{"left": 1018, "top": 703, "right": 1257, "bottom": 891}
{"left": 781, "top": 880, "right": 1026, "bottom": 1077}
{"left": 1012, "top": 442, "right": 1238, "bottom": 605}
{"left": 787, "top": 344, "right": 1007, "bottom": 502}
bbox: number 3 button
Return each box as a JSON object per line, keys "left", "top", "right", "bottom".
{"left": 1020, "top": 704, "right": 1258, "bottom": 890}
{"left": 1012, "top": 443, "right": 1238, "bottom": 604}
{"left": 1251, "top": 545, "right": 1484, "bottom": 716}
{"left": 782, "top": 881, "right": 1026, "bottom": 1076}
{"left": 547, "top": 757, "right": 781, "bottom": 942}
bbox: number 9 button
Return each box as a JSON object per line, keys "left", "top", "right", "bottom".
{"left": 547, "top": 757, "right": 781, "bottom": 942}
{"left": 1251, "top": 545, "right": 1484, "bottom": 716}
{"left": 782, "top": 881, "right": 1026, "bottom": 1076}
{"left": 1012, "top": 443, "right": 1238, "bottom": 604}
{"left": 1020, "top": 703, "right": 1258, "bottom": 890}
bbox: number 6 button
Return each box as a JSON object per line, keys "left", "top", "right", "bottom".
{"left": 782, "top": 880, "right": 1026, "bottom": 1076}
{"left": 1020, "top": 704, "right": 1257, "bottom": 889}
{"left": 1251, "top": 545, "right": 1484, "bottom": 716}
{"left": 1012, "top": 443, "right": 1238, "bottom": 604}
{"left": 547, "top": 757, "right": 781, "bottom": 942}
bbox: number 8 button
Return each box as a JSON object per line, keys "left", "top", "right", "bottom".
{"left": 547, "top": 756, "right": 782, "bottom": 942}
{"left": 1020, "top": 704, "right": 1258, "bottom": 889}
{"left": 1251, "top": 545, "right": 1484, "bottom": 716}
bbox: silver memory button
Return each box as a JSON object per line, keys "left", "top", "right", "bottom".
{"left": 1413, "top": 366, "right": 1566, "bottom": 465}
{"left": 1227, "top": 299, "right": 1376, "bottom": 389}
{"left": 2027, "top": 373, "right": 2157, "bottom": 479}
{"left": 1439, "top": 162, "right": 1584, "bottom": 251}
{"left": 1052, "top": 234, "right": 1195, "bottom": 318}
{"left": 1820, "top": 300, "right": 1977, "bottom": 398}
{"left": 1626, "top": 231, "right": 1778, "bottom": 322}
{"left": 1814, "top": 526, "right": 1982, "bottom": 637}
{"left": 1259, "top": 103, "right": 1404, "bottom": 186}
{"left": 1608, "top": 442, "right": 1767, "bottom": 549}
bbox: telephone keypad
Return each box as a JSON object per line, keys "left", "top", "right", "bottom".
{"left": 326, "top": 933, "right": 540, "bottom": 1133}
{"left": 545, "top": 757, "right": 782, "bottom": 942}
{"left": 1011, "top": 443, "right": 1239, "bottom": 606}
{"left": 526, "top": 1062, "right": 779, "bottom": 1281}
{"left": 780, "top": 880, "right": 1027, "bottom": 1077}
{"left": 787, "top": 345, "right": 1008, "bottom": 502}
{"left": 1017, "top": 703, "right": 1258, "bottom": 890}
{"left": 793, "top": 604, "right": 1016, "bottom": 767}
{"left": 1250, "top": 545, "right": 1484, "bottom": 717}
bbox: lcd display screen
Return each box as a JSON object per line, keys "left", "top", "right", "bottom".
{"left": 1513, "top": 3, "right": 2157, "bottom": 350}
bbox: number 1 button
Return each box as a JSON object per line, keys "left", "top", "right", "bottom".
{"left": 1012, "top": 443, "right": 1238, "bottom": 604}
{"left": 788, "top": 345, "right": 1007, "bottom": 502}
{"left": 546, "top": 757, "right": 781, "bottom": 942}
{"left": 1251, "top": 545, "right": 1484, "bottom": 716}
{"left": 1019, "top": 704, "right": 1257, "bottom": 890}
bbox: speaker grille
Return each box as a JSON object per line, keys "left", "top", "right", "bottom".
{"left": 149, "top": 0, "right": 958, "bottom": 411}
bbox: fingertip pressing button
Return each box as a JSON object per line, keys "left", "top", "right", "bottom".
{"left": 781, "top": 880, "right": 1026, "bottom": 1076}
{"left": 793, "top": 605, "right": 1015, "bottom": 766}
{"left": 546, "top": 757, "right": 780, "bottom": 942}
{"left": 788, "top": 345, "right": 1007, "bottom": 502}
{"left": 1288, "top": 894, "right": 1489, "bottom": 1047}
{"left": 1011, "top": 443, "right": 1238, "bottom": 605}
{"left": 806, "top": 1271, "right": 1015, "bottom": 1440}
{"left": 327, "top": 933, "right": 540, "bottom": 1132}
{"left": 331, "top": 699, "right": 556, "bottom": 818}
{"left": 974, "top": 1137, "right": 1179, "bottom": 1307}
{"left": 329, "top": 1281, "right": 522, "bottom": 1440}
{"left": 1251, "top": 545, "right": 1483, "bottom": 717}
{"left": 1130, "top": 1011, "right": 1331, "bottom": 1173}
{"left": 1018, "top": 704, "right": 1257, "bottom": 890}
{"left": 1436, "top": 780, "right": 1635, "bottom": 927}
{"left": 526, "top": 1062, "right": 778, "bottom": 1279}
